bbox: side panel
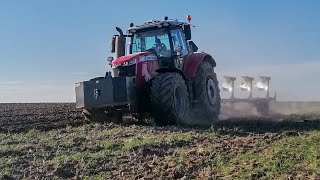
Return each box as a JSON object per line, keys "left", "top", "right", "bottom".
{"left": 183, "top": 53, "right": 216, "bottom": 78}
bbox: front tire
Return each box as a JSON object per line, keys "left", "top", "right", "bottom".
{"left": 150, "top": 73, "right": 190, "bottom": 126}
{"left": 193, "top": 61, "right": 221, "bottom": 125}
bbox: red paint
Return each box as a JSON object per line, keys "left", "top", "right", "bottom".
{"left": 135, "top": 60, "right": 159, "bottom": 86}
{"left": 112, "top": 52, "right": 158, "bottom": 87}
{"left": 112, "top": 52, "right": 151, "bottom": 65}
{"left": 187, "top": 15, "right": 192, "bottom": 22}
{"left": 183, "top": 53, "right": 215, "bottom": 78}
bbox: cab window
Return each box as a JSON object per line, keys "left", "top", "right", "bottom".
{"left": 171, "top": 29, "right": 189, "bottom": 56}
{"left": 132, "top": 29, "right": 171, "bottom": 58}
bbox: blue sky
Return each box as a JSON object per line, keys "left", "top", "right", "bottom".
{"left": 0, "top": 0, "right": 319, "bottom": 102}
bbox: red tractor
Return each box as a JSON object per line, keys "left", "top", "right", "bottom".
{"left": 75, "top": 16, "right": 221, "bottom": 126}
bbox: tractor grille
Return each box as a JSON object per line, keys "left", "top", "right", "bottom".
{"left": 117, "top": 65, "right": 135, "bottom": 77}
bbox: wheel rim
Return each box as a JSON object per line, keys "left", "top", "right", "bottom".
{"left": 206, "top": 77, "right": 217, "bottom": 106}
{"left": 174, "top": 86, "right": 185, "bottom": 117}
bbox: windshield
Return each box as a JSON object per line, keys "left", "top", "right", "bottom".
{"left": 132, "top": 29, "right": 171, "bottom": 58}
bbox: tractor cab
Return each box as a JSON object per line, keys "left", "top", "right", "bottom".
{"left": 109, "top": 17, "right": 198, "bottom": 72}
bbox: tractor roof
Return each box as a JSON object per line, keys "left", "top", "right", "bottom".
{"left": 127, "top": 20, "right": 186, "bottom": 33}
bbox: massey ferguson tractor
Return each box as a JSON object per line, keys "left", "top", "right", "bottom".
{"left": 75, "top": 16, "right": 221, "bottom": 126}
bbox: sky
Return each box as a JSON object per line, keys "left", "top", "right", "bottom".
{"left": 0, "top": 0, "right": 319, "bottom": 102}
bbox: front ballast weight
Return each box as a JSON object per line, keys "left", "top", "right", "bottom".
{"left": 75, "top": 76, "right": 135, "bottom": 109}
{"left": 221, "top": 76, "right": 276, "bottom": 116}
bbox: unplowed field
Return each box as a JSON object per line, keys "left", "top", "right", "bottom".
{"left": 0, "top": 103, "right": 320, "bottom": 179}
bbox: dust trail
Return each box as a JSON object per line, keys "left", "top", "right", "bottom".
{"left": 270, "top": 101, "right": 320, "bottom": 115}
{"left": 219, "top": 101, "right": 320, "bottom": 120}
{"left": 180, "top": 101, "right": 320, "bottom": 127}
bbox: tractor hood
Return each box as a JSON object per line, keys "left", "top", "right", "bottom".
{"left": 112, "top": 52, "right": 156, "bottom": 66}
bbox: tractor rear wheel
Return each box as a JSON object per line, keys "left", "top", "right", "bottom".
{"left": 82, "top": 108, "right": 122, "bottom": 123}
{"left": 192, "top": 61, "right": 221, "bottom": 126}
{"left": 150, "top": 73, "right": 190, "bottom": 126}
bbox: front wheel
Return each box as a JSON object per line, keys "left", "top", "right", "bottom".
{"left": 150, "top": 73, "right": 190, "bottom": 126}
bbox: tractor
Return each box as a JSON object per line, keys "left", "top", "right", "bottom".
{"left": 75, "top": 16, "right": 221, "bottom": 126}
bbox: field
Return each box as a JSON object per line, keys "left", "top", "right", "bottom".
{"left": 0, "top": 103, "right": 320, "bottom": 179}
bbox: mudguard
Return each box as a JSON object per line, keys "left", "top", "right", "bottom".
{"left": 183, "top": 53, "right": 216, "bottom": 78}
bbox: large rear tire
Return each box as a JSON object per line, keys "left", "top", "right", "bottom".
{"left": 192, "top": 61, "right": 221, "bottom": 126}
{"left": 150, "top": 73, "right": 190, "bottom": 126}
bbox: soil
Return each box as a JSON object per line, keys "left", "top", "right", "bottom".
{"left": 0, "top": 103, "right": 319, "bottom": 179}
{"left": 0, "top": 103, "right": 85, "bottom": 133}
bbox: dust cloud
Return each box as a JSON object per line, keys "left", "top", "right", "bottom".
{"left": 219, "top": 101, "right": 320, "bottom": 120}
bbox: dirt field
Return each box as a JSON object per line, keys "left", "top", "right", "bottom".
{"left": 0, "top": 102, "right": 320, "bottom": 179}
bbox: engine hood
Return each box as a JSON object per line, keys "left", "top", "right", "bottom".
{"left": 112, "top": 52, "right": 156, "bottom": 66}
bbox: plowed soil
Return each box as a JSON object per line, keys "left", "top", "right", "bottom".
{"left": 0, "top": 103, "right": 320, "bottom": 179}
{"left": 0, "top": 103, "right": 85, "bottom": 133}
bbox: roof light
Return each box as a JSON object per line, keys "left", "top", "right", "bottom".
{"left": 187, "top": 15, "right": 192, "bottom": 22}
{"left": 164, "top": 16, "right": 169, "bottom": 21}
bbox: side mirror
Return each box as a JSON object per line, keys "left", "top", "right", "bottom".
{"left": 182, "top": 25, "right": 191, "bottom": 40}
{"left": 188, "top": 41, "right": 198, "bottom": 52}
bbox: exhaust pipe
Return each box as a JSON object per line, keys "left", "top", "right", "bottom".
{"left": 115, "top": 27, "right": 126, "bottom": 58}
{"left": 110, "top": 27, "right": 126, "bottom": 58}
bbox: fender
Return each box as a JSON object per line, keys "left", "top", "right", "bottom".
{"left": 183, "top": 53, "right": 216, "bottom": 78}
